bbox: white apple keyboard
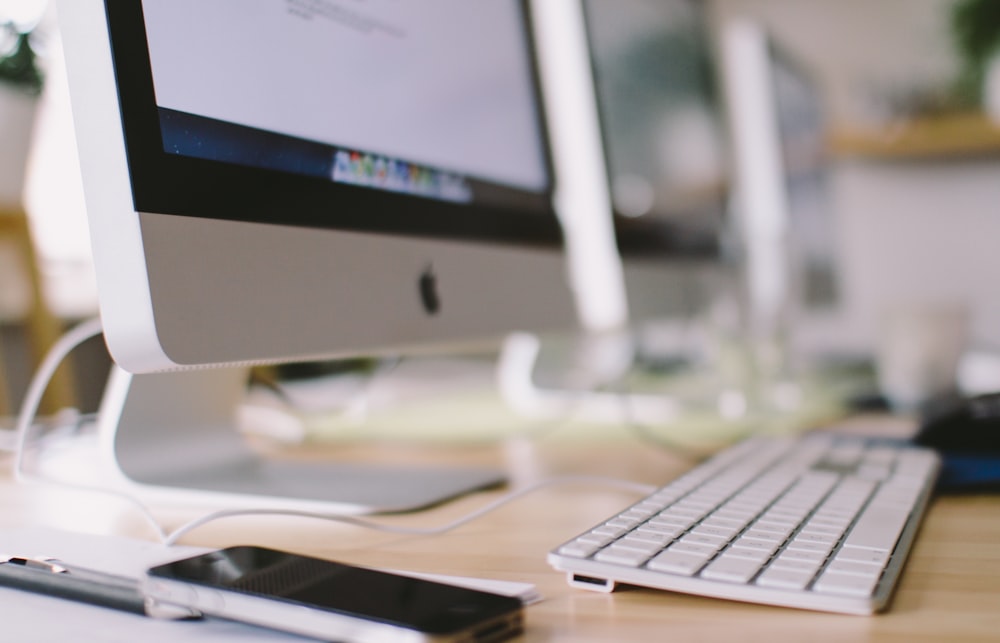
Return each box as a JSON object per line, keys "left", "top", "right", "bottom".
{"left": 549, "top": 434, "right": 939, "bottom": 614}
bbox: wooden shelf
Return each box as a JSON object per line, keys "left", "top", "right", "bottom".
{"left": 830, "top": 111, "right": 1000, "bottom": 160}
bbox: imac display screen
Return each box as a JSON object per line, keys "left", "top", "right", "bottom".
{"left": 769, "top": 46, "right": 840, "bottom": 308}
{"left": 108, "top": 0, "right": 561, "bottom": 244}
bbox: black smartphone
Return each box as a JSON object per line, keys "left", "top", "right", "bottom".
{"left": 144, "top": 546, "right": 523, "bottom": 642}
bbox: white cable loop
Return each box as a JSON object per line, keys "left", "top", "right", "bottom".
{"left": 11, "top": 317, "right": 169, "bottom": 542}
{"left": 163, "top": 474, "right": 655, "bottom": 546}
{"left": 13, "top": 316, "right": 104, "bottom": 478}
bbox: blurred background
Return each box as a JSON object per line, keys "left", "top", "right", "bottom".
{"left": 712, "top": 0, "right": 1000, "bottom": 363}
{"left": 3, "top": 0, "right": 1000, "bottom": 418}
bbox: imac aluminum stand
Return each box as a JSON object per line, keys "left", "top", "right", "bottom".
{"left": 83, "top": 365, "right": 504, "bottom": 514}
{"left": 497, "top": 332, "right": 681, "bottom": 425}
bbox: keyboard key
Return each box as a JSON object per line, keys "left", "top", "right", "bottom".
{"left": 720, "top": 546, "right": 771, "bottom": 563}
{"left": 785, "top": 539, "right": 834, "bottom": 554}
{"left": 617, "top": 537, "right": 665, "bottom": 554}
{"left": 559, "top": 540, "right": 601, "bottom": 558}
{"left": 637, "top": 524, "right": 684, "bottom": 539}
{"left": 767, "top": 556, "right": 822, "bottom": 574}
{"left": 730, "top": 537, "right": 780, "bottom": 556}
{"left": 579, "top": 531, "right": 615, "bottom": 543}
{"left": 680, "top": 533, "right": 729, "bottom": 549}
{"left": 756, "top": 567, "right": 816, "bottom": 590}
{"left": 690, "top": 525, "right": 741, "bottom": 541}
{"left": 741, "top": 529, "right": 786, "bottom": 544}
{"left": 798, "top": 523, "right": 843, "bottom": 537}
{"left": 748, "top": 527, "right": 794, "bottom": 544}
{"left": 667, "top": 506, "right": 708, "bottom": 518}
{"left": 701, "top": 516, "right": 745, "bottom": 530}
{"left": 793, "top": 532, "right": 840, "bottom": 546}
{"left": 594, "top": 546, "right": 653, "bottom": 567}
{"left": 842, "top": 507, "right": 910, "bottom": 552}
{"left": 592, "top": 525, "right": 629, "bottom": 538}
{"left": 713, "top": 508, "right": 758, "bottom": 522}
{"left": 856, "top": 463, "right": 892, "bottom": 481}
{"left": 813, "top": 571, "right": 880, "bottom": 597}
{"left": 865, "top": 447, "right": 897, "bottom": 464}
{"left": 647, "top": 551, "right": 710, "bottom": 576}
{"left": 758, "top": 512, "right": 800, "bottom": 527}
{"left": 607, "top": 517, "right": 643, "bottom": 529}
{"left": 833, "top": 546, "right": 892, "bottom": 567}
{"left": 701, "top": 555, "right": 765, "bottom": 583}
{"left": 769, "top": 506, "right": 811, "bottom": 522}
{"left": 652, "top": 514, "right": 697, "bottom": 528}
{"left": 674, "top": 498, "right": 718, "bottom": 512}
{"left": 774, "top": 548, "right": 827, "bottom": 564}
{"left": 825, "top": 559, "right": 884, "bottom": 577}
{"left": 669, "top": 542, "right": 720, "bottom": 557}
{"left": 632, "top": 527, "right": 680, "bottom": 545}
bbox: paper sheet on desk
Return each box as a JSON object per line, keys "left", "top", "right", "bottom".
{"left": 0, "top": 527, "right": 539, "bottom": 641}
{"left": 0, "top": 587, "right": 293, "bottom": 641}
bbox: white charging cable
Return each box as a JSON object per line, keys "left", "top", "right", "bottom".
{"left": 10, "top": 319, "right": 656, "bottom": 547}
{"left": 163, "top": 474, "right": 655, "bottom": 546}
{"left": 10, "top": 316, "right": 169, "bottom": 542}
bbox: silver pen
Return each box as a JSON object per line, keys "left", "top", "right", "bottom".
{"left": 0, "top": 555, "right": 200, "bottom": 620}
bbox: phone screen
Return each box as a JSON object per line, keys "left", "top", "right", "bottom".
{"left": 147, "top": 546, "right": 522, "bottom": 636}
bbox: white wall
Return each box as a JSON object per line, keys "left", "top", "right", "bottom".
{"left": 830, "top": 158, "right": 1000, "bottom": 348}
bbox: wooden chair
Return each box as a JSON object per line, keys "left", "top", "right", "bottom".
{"left": 0, "top": 207, "right": 78, "bottom": 417}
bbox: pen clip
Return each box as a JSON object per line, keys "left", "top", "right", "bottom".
{"left": 1, "top": 554, "right": 200, "bottom": 620}
{"left": 1, "top": 556, "right": 68, "bottom": 574}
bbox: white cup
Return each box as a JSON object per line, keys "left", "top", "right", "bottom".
{"left": 875, "top": 302, "right": 969, "bottom": 411}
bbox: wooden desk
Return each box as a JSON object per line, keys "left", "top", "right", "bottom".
{"left": 2, "top": 419, "right": 999, "bottom": 642}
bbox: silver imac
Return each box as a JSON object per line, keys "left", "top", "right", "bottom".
{"left": 56, "top": 0, "right": 581, "bottom": 513}
{"left": 720, "top": 19, "right": 839, "bottom": 399}
{"left": 581, "top": 0, "right": 730, "bottom": 366}
{"left": 496, "top": 0, "right": 728, "bottom": 426}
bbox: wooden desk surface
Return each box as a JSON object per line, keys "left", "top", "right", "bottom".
{"left": 2, "top": 418, "right": 999, "bottom": 642}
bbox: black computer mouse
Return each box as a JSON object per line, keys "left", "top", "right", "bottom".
{"left": 915, "top": 392, "right": 1000, "bottom": 453}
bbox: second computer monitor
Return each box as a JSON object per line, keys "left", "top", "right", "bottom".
{"left": 721, "top": 19, "right": 839, "bottom": 356}
{"left": 583, "top": 0, "right": 729, "bottom": 324}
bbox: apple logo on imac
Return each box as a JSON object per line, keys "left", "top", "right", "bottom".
{"left": 419, "top": 264, "right": 441, "bottom": 315}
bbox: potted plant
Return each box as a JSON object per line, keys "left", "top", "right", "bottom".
{"left": 951, "top": 0, "right": 1000, "bottom": 121}
{"left": 0, "top": 21, "right": 43, "bottom": 208}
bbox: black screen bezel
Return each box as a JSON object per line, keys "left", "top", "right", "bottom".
{"left": 104, "top": 0, "right": 564, "bottom": 247}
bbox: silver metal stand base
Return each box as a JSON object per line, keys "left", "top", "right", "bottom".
{"left": 88, "top": 365, "right": 504, "bottom": 514}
